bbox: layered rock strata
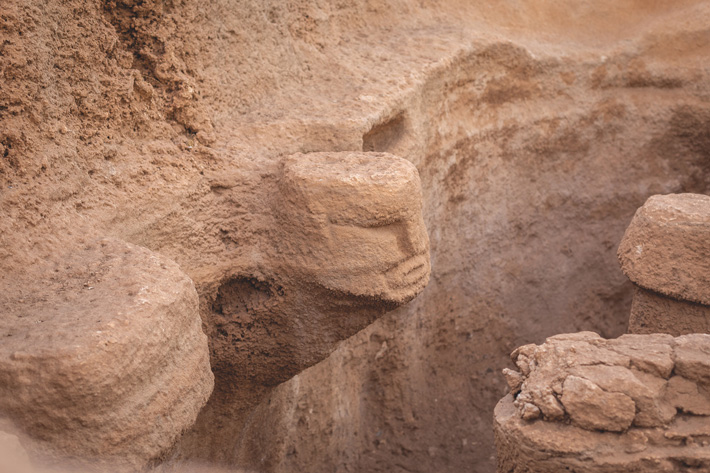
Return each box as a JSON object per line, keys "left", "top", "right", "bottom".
{"left": 618, "top": 193, "right": 710, "bottom": 335}
{"left": 494, "top": 332, "right": 710, "bottom": 472}
{"left": 0, "top": 238, "right": 213, "bottom": 471}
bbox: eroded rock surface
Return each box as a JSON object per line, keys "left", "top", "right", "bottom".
{"left": 618, "top": 193, "right": 710, "bottom": 305}
{"left": 619, "top": 194, "right": 710, "bottom": 335}
{"left": 0, "top": 238, "right": 213, "bottom": 471}
{"left": 274, "top": 152, "right": 430, "bottom": 304}
{"left": 2, "top": 0, "right": 710, "bottom": 472}
{"left": 495, "top": 332, "right": 710, "bottom": 472}
{"left": 630, "top": 286, "right": 710, "bottom": 337}
{"left": 177, "top": 151, "right": 430, "bottom": 462}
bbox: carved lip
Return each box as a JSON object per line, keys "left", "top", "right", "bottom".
{"left": 385, "top": 253, "right": 430, "bottom": 290}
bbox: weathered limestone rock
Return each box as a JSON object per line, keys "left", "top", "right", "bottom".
{"left": 275, "top": 152, "right": 430, "bottom": 304}
{"left": 494, "top": 332, "right": 710, "bottom": 472}
{"left": 561, "top": 375, "right": 636, "bottom": 432}
{"left": 3, "top": 0, "right": 710, "bottom": 471}
{"left": 618, "top": 194, "right": 710, "bottom": 335}
{"left": 200, "top": 151, "right": 429, "bottom": 392}
{"left": 177, "top": 151, "right": 431, "bottom": 463}
{"left": 0, "top": 238, "right": 214, "bottom": 471}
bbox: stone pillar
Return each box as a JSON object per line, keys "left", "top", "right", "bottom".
{"left": 494, "top": 332, "right": 710, "bottom": 473}
{"left": 617, "top": 193, "right": 710, "bottom": 335}
{"left": 0, "top": 238, "right": 214, "bottom": 471}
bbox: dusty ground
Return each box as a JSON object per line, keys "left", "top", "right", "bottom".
{"left": 2, "top": 0, "right": 710, "bottom": 472}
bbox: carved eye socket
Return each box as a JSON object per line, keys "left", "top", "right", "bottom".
{"left": 327, "top": 212, "right": 410, "bottom": 229}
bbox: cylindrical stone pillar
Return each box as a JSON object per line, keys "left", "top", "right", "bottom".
{"left": 617, "top": 193, "right": 710, "bottom": 336}
{"left": 0, "top": 238, "right": 214, "bottom": 471}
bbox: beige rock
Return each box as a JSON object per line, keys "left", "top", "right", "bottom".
{"left": 275, "top": 152, "right": 430, "bottom": 304}
{"left": 673, "top": 334, "right": 710, "bottom": 385}
{"left": 494, "top": 394, "right": 710, "bottom": 473}
{"left": 664, "top": 376, "right": 710, "bottom": 416}
{"left": 619, "top": 194, "right": 710, "bottom": 336}
{"left": 502, "top": 368, "right": 523, "bottom": 394}
{"left": 561, "top": 375, "right": 636, "bottom": 432}
{"left": 618, "top": 193, "right": 710, "bottom": 305}
{"left": 177, "top": 151, "right": 430, "bottom": 462}
{"left": 495, "top": 332, "right": 710, "bottom": 472}
{"left": 569, "top": 365, "right": 673, "bottom": 428}
{"left": 613, "top": 333, "right": 674, "bottom": 378}
{"left": 0, "top": 239, "right": 213, "bottom": 471}
{"left": 629, "top": 285, "right": 710, "bottom": 336}
{"left": 3, "top": 0, "right": 710, "bottom": 472}
{"left": 501, "top": 332, "right": 710, "bottom": 433}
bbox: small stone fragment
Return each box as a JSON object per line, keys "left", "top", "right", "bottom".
{"left": 520, "top": 403, "right": 541, "bottom": 421}
{"left": 673, "top": 334, "right": 710, "bottom": 384}
{"left": 502, "top": 368, "right": 523, "bottom": 394}
{"left": 664, "top": 376, "right": 710, "bottom": 415}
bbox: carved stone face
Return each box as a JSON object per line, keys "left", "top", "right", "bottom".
{"left": 274, "top": 152, "right": 430, "bottom": 303}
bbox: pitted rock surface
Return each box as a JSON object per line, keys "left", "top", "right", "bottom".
{"left": 495, "top": 332, "right": 710, "bottom": 472}
{"left": 177, "top": 151, "right": 431, "bottom": 462}
{"left": 0, "top": 238, "right": 213, "bottom": 471}
{"left": 3, "top": 0, "right": 710, "bottom": 471}
{"left": 618, "top": 193, "right": 710, "bottom": 306}
{"left": 628, "top": 285, "right": 710, "bottom": 336}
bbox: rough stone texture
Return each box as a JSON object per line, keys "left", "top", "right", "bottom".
{"left": 175, "top": 151, "right": 430, "bottom": 463}
{"left": 619, "top": 194, "right": 710, "bottom": 335}
{"left": 561, "top": 375, "right": 636, "bottom": 432}
{"left": 0, "top": 238, "right": 214, "bottom": 471}
{"left": 618, "top": 193, "right": 710, "bottom": 305}
{"left": 229, "top": 9, "right": 710, "bottom": 473}
{"left": 495, "top": 394, "right": 710, "bottom": 473}
{"left": 629, "top": 286, "right": 710, "bottom": 336}
{"left": 275, "top": 152, "right": 429, "bottom": 304}
{"left": 2, "top": 0, "right": 710, "bottom": 472}
{"left": 494, "top": 332, "right": 710, "bottom": 472}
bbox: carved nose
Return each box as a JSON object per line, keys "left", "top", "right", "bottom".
{"left": 396, "top": 216, "right": 428, "bottom": 256}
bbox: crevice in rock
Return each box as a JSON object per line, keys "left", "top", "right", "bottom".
{"left": 363, "top": 112, "right": 408, "bottom": 153}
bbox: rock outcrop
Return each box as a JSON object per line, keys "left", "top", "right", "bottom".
{"left": 0, "top": 238, "right": 213, "bottom": 471}
{"left": 176, "top": 151, "right": 431, "bottom": 462}
{"left": 618, "top": 193, "right": 710, "bottom": 335}
{"left": 494, "top": 332, "right": 710, "bottom": 472}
